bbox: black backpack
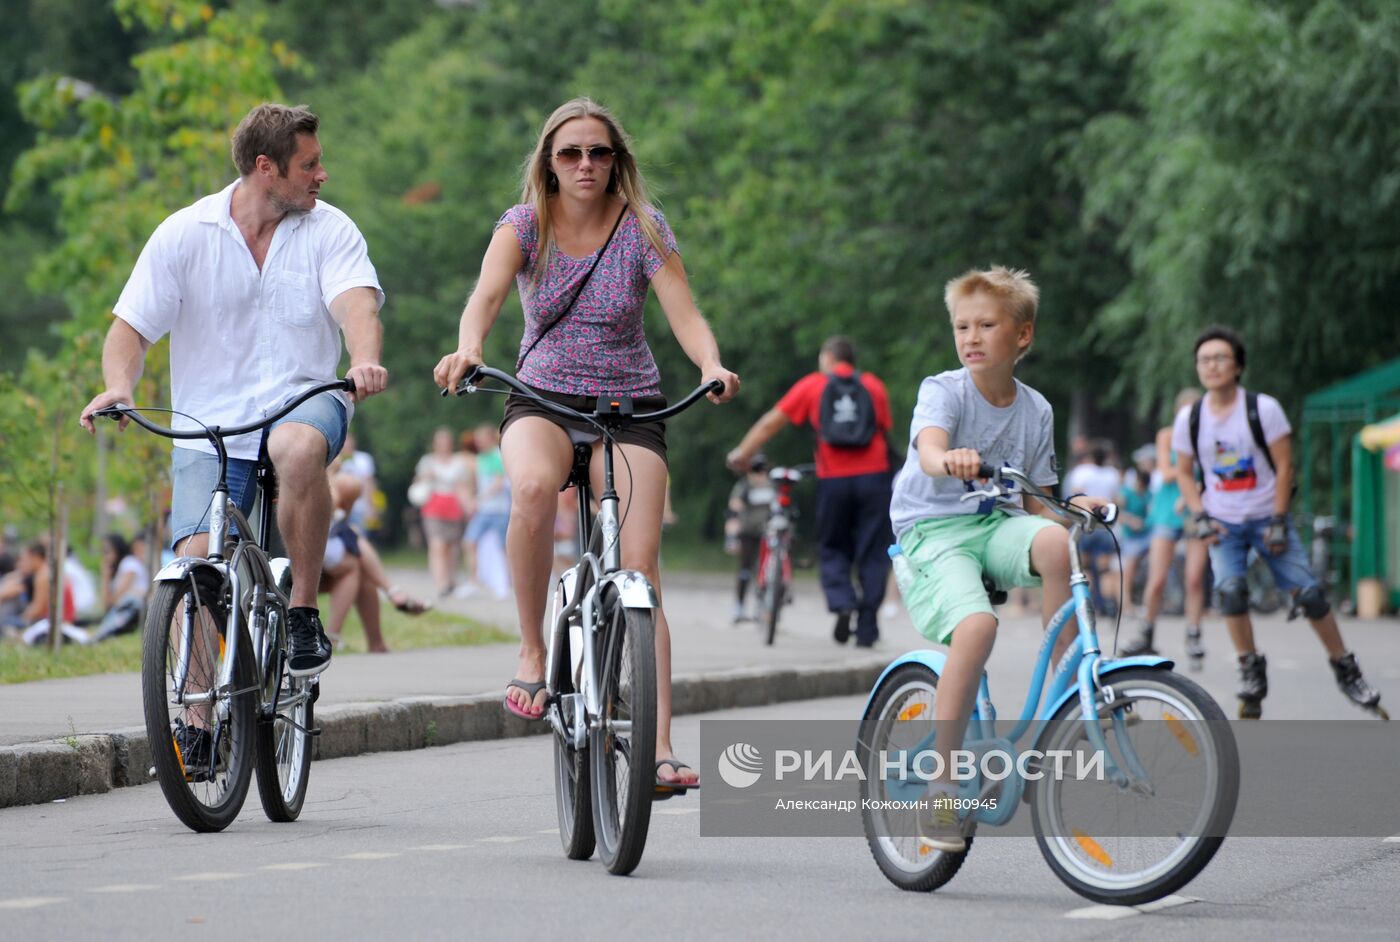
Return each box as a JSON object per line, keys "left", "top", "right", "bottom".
{"left": 818, "top": 371, "right": 877, "bottom": 448}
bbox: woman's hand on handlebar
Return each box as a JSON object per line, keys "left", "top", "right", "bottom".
{"left": 80, "top": 389, "right": 133, "bottom": 434}
{"left": 434, "top": 349, "right": 483, "bottom": 394}
{"left": 701, "top": 362, "right": 740, "bottom": 404}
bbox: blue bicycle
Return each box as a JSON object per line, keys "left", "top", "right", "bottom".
{"left": 858, "top": 466, "right": 1238, "bottom": 905}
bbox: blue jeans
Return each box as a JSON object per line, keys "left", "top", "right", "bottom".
{"left": 169, "top": 392, "right": 347, "bottom": 549}
{"left": 1208, "top": 514, "right": 1317, "bottom": 594}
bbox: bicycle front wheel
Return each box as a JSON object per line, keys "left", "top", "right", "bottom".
{"left": 254, "top": 605, "right": 315, "bottom": 822}
{"left": 142, "top": 569, "right": 256, "bottom": 832}
{"left": 1030, "top": 668, "right": 1238, "bottom": 905}
{"left": 589, "top": 587, "right": 657, "bottom": 875}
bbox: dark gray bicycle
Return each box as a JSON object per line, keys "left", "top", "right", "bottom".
{"left": 96, "top": 379, "right": 353, "bottom": 832}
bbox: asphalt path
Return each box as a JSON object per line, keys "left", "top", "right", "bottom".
{"left": 3, "top": 695, "right": 1397, "bottom": 941}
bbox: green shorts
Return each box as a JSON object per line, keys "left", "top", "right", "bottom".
{"left": 898, "top": 511, "right": 1059, "bottom": 645}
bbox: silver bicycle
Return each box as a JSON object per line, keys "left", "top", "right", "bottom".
{"left": 96, "top": 379, "right": 353, "bottom": 831}
{"left": 452, "top": 366, "right": 719, "bottom": 875}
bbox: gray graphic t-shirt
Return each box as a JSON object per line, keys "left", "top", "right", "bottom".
{"left": 889, "top": 369, "right": 1058, "bottom": 537}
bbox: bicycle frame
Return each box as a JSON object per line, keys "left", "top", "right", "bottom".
{"left": 864, "top": 469, "right": 1174, "bottom": 827}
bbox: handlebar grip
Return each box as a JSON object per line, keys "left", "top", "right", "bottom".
{"left": 1094, "top": 503, "right": 1119, "bottom": 526}
{"left": 706, "top": 378, "right": 726, "bottom": 395}
{"left": 344, "top": 376, "right": 356, "bottom": 395}
{"left": 93, "top": 406, "right": 126, "bottom": 421}
{"left": 977, "top": 462, "right": 998, "bottom": 479}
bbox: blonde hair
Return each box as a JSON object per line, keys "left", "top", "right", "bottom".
{"left": 520, "top": 98, "right": 666, "bottom": 281}
{"left": 944, "top": 266, "right": 1041, "bottom": 360}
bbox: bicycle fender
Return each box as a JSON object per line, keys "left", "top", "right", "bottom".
{"left": 860, "top": 650, "right": 947, "bottom": 719}
{"left": 1040, "top": 655, "right": 1174, "bottom": 721}
{"left": 153, "top": 556, "right": 228, "bottom": 584}
{"left": 598, "top": 570, "right": 658, "bottom": 609}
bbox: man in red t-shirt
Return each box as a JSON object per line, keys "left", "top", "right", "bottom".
{"left": 728, "top": 336, "right": 894, "bottom": 646}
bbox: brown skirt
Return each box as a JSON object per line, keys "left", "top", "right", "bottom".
{"left": 500, "top": 384, "right": 668, "bottom": 464}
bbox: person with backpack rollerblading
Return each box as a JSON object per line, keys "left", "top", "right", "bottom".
{"left": 1173, "top": 326, "right": 1386, "bottom": 720}
{"left": 728, "top": 336, "right": 894, "bottom": 647}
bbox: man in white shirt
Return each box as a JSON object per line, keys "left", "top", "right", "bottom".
{"left": 1174, "top": 325, "right": 1383, "bottom": 719}
{"left": 80, "top": 104, "right": 388, "bottom": 705}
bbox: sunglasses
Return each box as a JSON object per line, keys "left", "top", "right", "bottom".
{"left": 552, "top": 145, "right": 617, "bottom": 168}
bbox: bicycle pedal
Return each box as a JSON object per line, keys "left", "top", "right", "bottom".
{"left": 309, "top": 726, "right": 322, "bottom": 736}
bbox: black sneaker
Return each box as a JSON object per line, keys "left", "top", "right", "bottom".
{"left": 172, "top": 719, "right": 213, "bottom": 782}
{"left": 1330, "top": 652, "right": 1381, "bottom": 710}
{"left": 832, "top": 610, "right": 852, "bottom": 645}
{"left": 287, "top": 607, "right": 333, "bottom": 677}
{"left": 1237, "top": 652, "right": 1268, "bottom": 719}
{"left": 1118, "top": 622, "right": 1156, "bottom": 657}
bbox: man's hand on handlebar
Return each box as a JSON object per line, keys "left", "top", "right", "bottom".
{"left": 345, "top": 362, "right": 389, "bottom": 402}
{"left": 80, "top": 389, "right": 133, "bottom": 434}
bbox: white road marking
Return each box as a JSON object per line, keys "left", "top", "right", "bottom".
{"left": 88, "top": 885, "right": 160, "bottom": 893}
{"left": 1065, "top": 895, "right": 1198, "bottom": 919}
{"left": 0, "top": 898, "right": 65, "bottom": 910}
{"left": 1383, "top": 836, "right": 1400, "bottom": 843}
{"left": 477, "top": 836, "right": 528, "bottom": 844}
{"left": 653, "top": 807, "right": 700, "bottom": 816}
{"left": 337, "top": 852, "right": 400, "bottom": 860}
{"left": 537, "top": 828, "right": 560, "bottom": 835}
{"left": 173, "top": 872, "right": 245, "bottom": 882}
{"left": 1272, "top": 659, "right": 1302, "bottom": 671}
{"left": 261, "top": 863, "right": 326, "bottom": 871}
{"left": 411, "top": 844, "right": 473, "bottom": 852}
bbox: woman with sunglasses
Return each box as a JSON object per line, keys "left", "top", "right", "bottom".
{"left": 434, "top": 98, "right": 739, "bottom": 791}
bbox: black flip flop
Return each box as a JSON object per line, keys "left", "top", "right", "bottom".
{"left": 654, "top": 758, "right": 700, "bottom": 799}
{"left": 503, "top": 678, "right": 548, "bottom": 720}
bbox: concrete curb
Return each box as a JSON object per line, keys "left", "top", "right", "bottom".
{"left": 0, "top": 660, "right": 884, "bottom": 810}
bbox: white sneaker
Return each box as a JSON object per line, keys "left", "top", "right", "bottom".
{"left": 881, "top": 601, "right": 900, "bottom": 620}
{"left": 452, "top": 582, "right": 480, "bottom": 599}
{"left": 917, "top": 787, "right": 966, "bottom": 853}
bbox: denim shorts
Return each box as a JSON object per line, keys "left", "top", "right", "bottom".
{"left": 169, "top": 392, "right": 347, "bottom": 549}
{"left": 1207, "top": 514, "right": 1317, "bottom": 593}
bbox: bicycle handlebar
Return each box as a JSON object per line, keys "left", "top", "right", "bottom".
{"left": 93, "top": 378, "right": 356, "bottom": 441}
{"left": 450, "top": 364, "right": 723, "bottom": 424}
{"left": 961, "top": 464, "right": 1118, "bottom": 529}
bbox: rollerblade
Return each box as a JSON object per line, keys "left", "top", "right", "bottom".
{"left": 1329, "top": 652, "right": 1389, "bottom": 720}
{"left": 1184, "top": 624, "right": 1205, "bottom": 671}
{"left": 1236, "top": 652, "right": 1268, "bottom": 719}
{"left": 1118, "top": 622, "right": 1157, "bottom": 657}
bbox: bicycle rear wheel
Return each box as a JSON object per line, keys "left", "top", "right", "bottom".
{"left": 589, "top": 587, "right": 657, "bottom": 875}
{"left": 763, "top": 545, "right": 785, "bottom": 646}
{"left": 142, "top": 569, "right": 256, "bottom": 832}
{"left": 857, "top": 663, "right": 973, "bottom": 891}
{"left": 1030, "top": 668, "right": 1238, "bottom": 905}
{"left": 254, "top": 604, "right": 315, "bottom": 823}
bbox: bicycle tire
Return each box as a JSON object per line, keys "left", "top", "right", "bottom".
{"left": 142, "top": 569, "right": 256, "bottom": 832}
{"left": 1030, "top": 668, "right": 1238, "bottom": 905}
{"left": 554, "top": 526, "right": 598, "bottom": 860}
{"left": 857, "top": 663, "right": 973, "bottom": 892}
{"left": 763, "top": 546, "right": 785, "bottom": 646}
{"left": 589, "top": 586, "right": 657, "bottom": 875}
{"left": 254, "top": 602, "right": 314, "bottom": 823}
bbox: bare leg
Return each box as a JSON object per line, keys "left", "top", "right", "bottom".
{"left": 320, "top": 559, "right": 359, "bottom": 642}
{"left": 1142, "top": 535, "right": 1175, "bottom": 625}
{"left": 1032, "top": 527, "right": 1075, "bottom": 662}
{"left": 1308, "top": 612, "right": 1347, "bottom": 659}
{"left": 1183, "top": 538, "right": 1209, "bottom": 628}
{"left": 427, "top": 535, "right": 452, "bottom": 595}
{"left": 930, "top": 613, "right": 997, "bottom": 784}
{"left": 352, "top": 564, "right": 389, "bottom": 652}
{"left": 591, "top": 442, "right": 698, "bottom": 786}
{"left": 267, "top": 423, "right": 330, "bottom": 610}
{"left": 500, "top": 418, "right": 574, "bottom": 716}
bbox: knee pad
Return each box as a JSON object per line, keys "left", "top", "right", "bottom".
{"left": 1294, "top": 583, "right": 1330, "bottom": 619}
{"left": 1217, "top": 577, "right": 1250, "bottom": 616}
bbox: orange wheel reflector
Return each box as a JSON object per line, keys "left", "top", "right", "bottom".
{"left": 218, "top": 633, "right": 226, "bottom": 659}
{"left": 172, "top": 735, "right": 187, "bottom": 775}
{"left": 1072, "top": 828, "right": 1113, "bottom": 868}
{"left": 898, "top": 703, "right": 926, "bottom": 721}
{"left": 918, "top": 844, "right": 932, "bottom": 856}
{"left": 1164, "top": 712, "right": 1199, "bottom": 756}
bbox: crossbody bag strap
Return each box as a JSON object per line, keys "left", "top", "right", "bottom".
{"left": 516, "top": 204, "right": 628, "bottom": 371}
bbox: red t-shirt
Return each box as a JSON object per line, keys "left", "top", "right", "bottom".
{"left": 777, "top": 364, "right": 893, "bottom": 479}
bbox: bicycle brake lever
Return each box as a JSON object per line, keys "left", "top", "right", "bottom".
{"left": 958, "top": 488, "right": 1002, "bottom": 504}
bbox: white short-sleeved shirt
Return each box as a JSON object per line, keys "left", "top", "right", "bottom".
{"left": 114, "top": 180, "right": 384, "bottom": 459}
{"left": 1171, "top": 387, "right": 1290, "bottom": 523}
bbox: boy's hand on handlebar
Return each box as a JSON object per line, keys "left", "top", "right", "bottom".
{"left": 942, "top": 448, "right": 987, "bottom": 481}
{"left": 345, "top": 362, "right": 389, "bottom": 402}
{"left": 434, "top": 350, "right": 483, "bottom": 394}
{"left": 80, "top": 389, "right": 133, "bottom": 434}
{"left": 1067, "top": 495, "right": 1111, "bottom": 516}
{"left": 703, "top": 364, "right": 740, "bottom": 404}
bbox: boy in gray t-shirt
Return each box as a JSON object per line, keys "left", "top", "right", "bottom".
{"left": 891, "top": 266, "right": 1108, "bottom": 854}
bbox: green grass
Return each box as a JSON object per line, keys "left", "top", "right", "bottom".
{"left": 0, "top": 603, "right": 514, "bottom": 685}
